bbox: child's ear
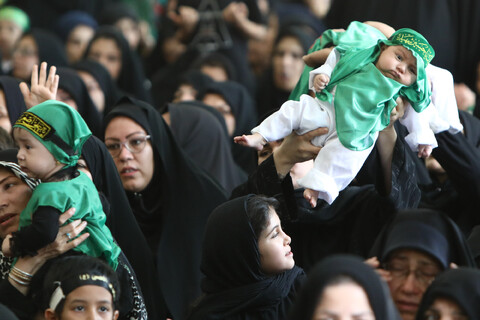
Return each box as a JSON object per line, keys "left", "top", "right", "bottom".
{"left": 44, "top": 308, "right": 58, "bottom": 320}
{"left": 113, "top": 310, "right": 120, "bottom": 320}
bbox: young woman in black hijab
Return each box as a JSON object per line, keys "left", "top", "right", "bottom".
{"left": 187, "top": 194, "right": 304, "bottom": 320}
{"left": 72, "top": 59, "right": 122, "bottom": 115}
{"left": 84, "top": 26, "right": 152, "bottom": 103}
{"left": 0, "top": 76, "right": 26, "bottom": 133}
{"left": 415, "top": 268, "right": 480, "bottom": 320}
{"left": 165, "top": 102, "right": 247, "bottom": 195}
{"left": 55, "top": 67, "right": 103, "bottom": 137}
{"left": 288, "top": 255, "right": 400, "bottom": 320}
{"left": 104, "top": 96, "right": 227, "bottom": 319}
{"left": 81, "top": 136, "right": 165, "bottom": 319}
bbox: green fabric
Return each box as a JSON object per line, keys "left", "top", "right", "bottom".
{"left": 0, "top": 6, "right": 29, "bottom": 31}
{"left": 18, "top": 172, "right": 120, "bottom": 270}
{"left": 14, "top": 100, "right": 91, "bottom": 168}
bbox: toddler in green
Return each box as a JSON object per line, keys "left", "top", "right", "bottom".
{"left": 1, "top": 100, "right": 120, "bottom": 270}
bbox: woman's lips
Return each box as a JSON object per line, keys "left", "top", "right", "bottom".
{"left": 120, "top": 167, "right": 138, "bottom": 177}
{"left": 396, "top": 300, "right": 419, "bottom": 312}
{"left": 0, "top": 213, "right": 16, "bottom": 226}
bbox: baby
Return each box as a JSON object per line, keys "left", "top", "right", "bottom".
{"left": 235, "top": 28, "right": 434, "bottom": 207}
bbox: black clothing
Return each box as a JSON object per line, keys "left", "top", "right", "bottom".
{"left": 168, "top": 102, "right": 247, "bottom": 195}
{"left": 0, "top": 76, "right": 26, "bottom": 126}
{"left": 288, "top": 255, "right": 401, "bottom": 320}
{"left": 56, "top": 67, "right": 103, "bottom": 137}
{"left": 81, "top": 136, "right": 164, "bottom": 319}
{"left": 187, "top": 195, "right": 305, "bottom": 320}
{"left": 28, "top": 29, "right": 68, "bottom": 69}
{"left": 104, "top": 96, "right": 228, "bottom": 319}
{"left": 415, "top": 268, "right": 480, "bottom": 320}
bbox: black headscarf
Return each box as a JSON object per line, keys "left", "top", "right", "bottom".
{"left": 188, "top": 195, "right": 304, "bottom": 320}
{"left": 104, "top": 96, "right": 227, "bottom": 320}
{"left": 56, "top": 67, "right": 102, "bottom": 137}
{"left": 81, "top": 135, "right": 165, "bottom": 319}
{"left": 29, "top": 28, "right": 68, "bottom": 68}
{"left": 84, "top": 26, "right": 152, "bottom": 103}
{"left": 369, "top": 208, "right": 476, "bottom": 268}
{"left": 200, "top": 80, "right": 258, "bottom": 174}
{"left": 288, "top": 255, "right": 400, "bottom": 320}
{"left": 415, "top": 268, "right": 480, "bottom": 320}
{"left": 71, "top": 59, "right": 122, "bottom": 115}
{"left": 168, "top": 101, "right": 246, "bottom": 195}
{"left": 0, "top": 76, "right": 26, "bottom": 126}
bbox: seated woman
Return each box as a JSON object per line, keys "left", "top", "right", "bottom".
{"left": 288, "top": 254, "right": 400, "bottom": 320}
{"left": 187, "top": 194, "right": 304, "bottom": 320}
{"left": 415, "top": 268, "right": 480, "bottom": 320}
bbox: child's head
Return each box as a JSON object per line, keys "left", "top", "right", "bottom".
{"left": 0, "top": 6, "right": 29, "bottom": 59}
{"left": 43, "top": 255, "right": 120, "bottom": 320}
{"left": 377, "top": 28, "right": 434, "bottom": 87}
{"left": 13, "top": 100, "right": 91, "bottom": 180}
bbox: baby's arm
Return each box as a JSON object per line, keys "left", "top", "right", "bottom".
{"left": 6, "top": 206, "right": 60, "bottom": 257}
{"left": 234, "top": 132, "right": 267, "bottom": 151}
{"left": 313, "top": 74, "right": 330, "bottom": 92}
{"left": 309, "top": 48, "right": 340, "bottom": 93}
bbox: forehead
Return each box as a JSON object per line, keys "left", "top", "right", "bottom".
{"left": 388, "top": 248, "right": 438, "bottom": 265}
{"left": 0, "top": 166, "right": 16, "bottom": 179}
{"left": 105, "top": 116, "right": 145, "bottom": 137}
{"left": 13, "top": 127, "right": 36, "bottom": 140}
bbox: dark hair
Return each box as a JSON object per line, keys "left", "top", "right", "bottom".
{"left": 42, "top": 255, "right": 120, "bottom": 315}
{"left": 245, "top": 195, "right": 280, "bottom": 239}
{"left": 192, "top": 52, "right": 237, "bottom": 81}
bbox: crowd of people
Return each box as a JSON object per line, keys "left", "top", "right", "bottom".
{"left": 0, "top": 0, "right": 478, "bottom": 319}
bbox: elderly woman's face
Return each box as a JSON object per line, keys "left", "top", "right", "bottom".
{"left": 0, "top": 167, "right": 32, "bottom": 238}
{"left": 104, "top": 116, "right": 154, "bottom": 193}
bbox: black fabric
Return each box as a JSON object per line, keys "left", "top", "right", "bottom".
{"left": 10, "top": 206, "right": 60, "bottom": 257}
{"left": 168, "top": 102, "right": 247, "bottom": 195}
{"left": 29, "top": 28, "right": 68, "bottom": 68}
{"left": 0, "top": 303, "right": 19, "bottom": 320}
{"left": 81, "top": 135, "right": 165, "bottom": 319}
{"left": 0, "top": 76, "right": 26, "bottom": 126}
{"left": 84, "top": 26, "right": 152, "bottom": 103}
{"left": 104, "top": 96, "right": 228, "bottom": 320}
{"left": 369, "top": 209, "right": 476, "bottom": 268}
{"left": 200, "top": 80, "right": 258, "bottom": 174}
{"left": 230, "top": 135, "right": 420, "bottom": 271}
{"left": 187, "top": 195, "right": 305, "bottom": 320}
{"left": 415, "top": 268, "right": 480, "bottom": 320}
{"left": 0, "top": 279, "right": 35, "bottom": 320}
{"left": 288, "top": 255, "right": 400, "bottom": 320}
{"left": 56, "top": 67, "right": 103, "bottom": 137}
{"left": 72, "top": 59, "right": 122, "bottom": 115}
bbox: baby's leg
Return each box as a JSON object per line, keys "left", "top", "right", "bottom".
{"left": 233, "top": 133, "right": 266, "bottom": 150}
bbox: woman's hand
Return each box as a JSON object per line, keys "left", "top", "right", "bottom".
{"left": 364, "top": 256, "right": 392, "bottom": 283}
{"left": 19, "top": 62, "right": 59, "bottom": 109}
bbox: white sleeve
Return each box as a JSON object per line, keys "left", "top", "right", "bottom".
{"left": 399, "top": 102, "right": 438, "bottom": 151}
{"left": 309, "top": 48, "right": 341, "bottom": 91}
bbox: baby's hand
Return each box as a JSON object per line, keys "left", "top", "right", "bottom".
{"left": 313, "top": 74, "right": 330, "bottom": 92}
{"left": 234, "top": 134, "right": 266, "bottom": 151}
{"left": 418, "top": 144, "right": 432, "bottom": 158}
{"left": 2, "top": 234, "right": 12, "bottom": 257}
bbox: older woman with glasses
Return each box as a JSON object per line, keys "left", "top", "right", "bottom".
{"left": 103, "top": 96, "right": 227, "bottom": 320}
{"left": 368, "top": 208, "right": 476, "bottom": 320}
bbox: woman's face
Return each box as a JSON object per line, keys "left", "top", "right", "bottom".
{"left": 77, "top": 70, "right": 105, "bottom": 112}
{"left": 12, "top": 35, "right": 39, "bottom": 81}
{"left": 272, "top": 36, "right": 305, "bottom": 91}
{"left": 312, "top": 282, "right": 375, "bottom": 320}
{"left": 0, "top": 89, "right": 11, "bottom": 133}
{"left": 423, "top": 297, "right": 468, "bottom": 320}
{"left": 257, "top": 208, "right": 294, "bottom": 275}
{"left": 66, "top": 25, "right": 95, "bottom": 64}
{"left": 0, "top": 167, "right": 32, "bottom": 238}
{"left": 0, "top": 19, "right": 23, "bottom": 59}
{"left": 104, "top": 116, "right": 154, "bottom": 193}
{"left": 57, "top": 88, "right": 78, "bottom": 110}
{"left": 202, "top": 93, "right": 236, "bottom": 136}
{"left": 87, "top": 38, "right": 122, "bottom": 80}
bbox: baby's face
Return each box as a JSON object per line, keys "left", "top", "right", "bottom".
{"left": 376, "top": 45, "right": 417, "bottom": 86}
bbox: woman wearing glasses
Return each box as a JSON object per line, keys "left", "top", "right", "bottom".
{"left": 368, "top": 209, "right": 476, "bottom": 320}
{"left": 104, "top": 96, "right": 228, "bottom": 320}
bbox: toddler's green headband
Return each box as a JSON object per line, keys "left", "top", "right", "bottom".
{"left": 387, "top": 28, "right": 435, "bottom": 66}
{"left": 0, "top": 6, "right": 29, "bottom": 31}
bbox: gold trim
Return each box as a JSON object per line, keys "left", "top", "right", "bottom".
{"left": 391, "top": 32, "right": 434, "bottom": 64}
{"left": 15, "top": 112, "right": 52, "bottom": 139}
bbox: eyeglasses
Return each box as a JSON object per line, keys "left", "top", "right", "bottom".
{"left": 105, "top": 135, "right": 151, "bottom": 158}
{"left": 383, "top": 261, "right": 440, "bottom": 287}
{"left": 13, "top": 48, "right": 38, "bottom": 57}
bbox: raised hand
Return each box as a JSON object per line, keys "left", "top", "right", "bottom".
{"left": 19, "top": 62, "right": 59, "bottom": 109}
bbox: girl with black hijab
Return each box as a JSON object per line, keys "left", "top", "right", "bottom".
{"left": 415, "top": 268, "right": 480, "bottom": 320}
{"left": 84, "top": 26, "right": 152, "bottom": 103}
{"left": 104, "top": 96, "right": 227, "bottom": 319}
{"left": 56, "top": 67, "right": 103, "bottom": 137}
{"left": 187, "top": 194, "right": 304, "bottom": 320}
{"left": 288, "top": 255, "right": 400, "bottom": 320}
